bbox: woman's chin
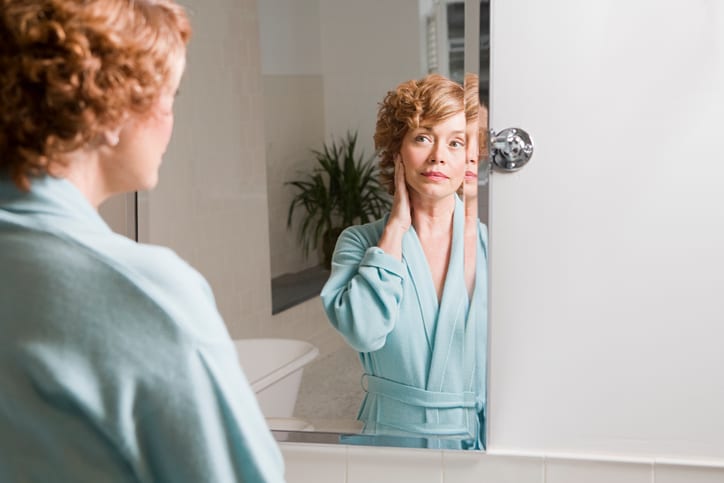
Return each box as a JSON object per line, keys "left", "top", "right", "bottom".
{"left": 134, "top": 172, "right": 160, "bottom": 192}
{"left": 411, "top": 188, "right": 459, "bottom": 203}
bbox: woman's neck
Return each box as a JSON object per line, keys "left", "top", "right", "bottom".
{"left": 409, "top": 193, "right": 456, "bottom": 238}
{"left": 51, "top": 149, "right": 109, "bottom": 209}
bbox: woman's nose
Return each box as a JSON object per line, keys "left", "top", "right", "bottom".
{"left": 428, "top": 143, "right": 446, "bottom": 164}
{"left": 467, "top": 140, "right": 479, "bottom": 163}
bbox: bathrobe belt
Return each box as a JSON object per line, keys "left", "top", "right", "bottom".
{"left": 362, "top": 374, "right": 476, "bottom": 409}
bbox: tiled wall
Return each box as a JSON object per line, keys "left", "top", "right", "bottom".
{"left": 145, "top": 0, "right": 273, "bottom": 340}
{"left": 280, "top": 443, "right": 724, "bottom": 483}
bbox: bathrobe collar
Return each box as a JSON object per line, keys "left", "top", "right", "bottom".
{"left": 402, "top": 195, "right": 467, "bottom": 391}
{"left": 0, "top": 175, "right": 112, "bottom": 236}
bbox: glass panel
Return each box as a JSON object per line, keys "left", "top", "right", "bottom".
{"left": 258, "top": 0, "right": 490, "bottom": 451}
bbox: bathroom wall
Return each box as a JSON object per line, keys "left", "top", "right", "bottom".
{"left": 141, "top": 0, "right": 273, "bottom": 339}
{"left": 260, "top": 0, "right": 426, "bottom": 277}
{"left": 281, "top": 444, "right": 724, "bottom": 483}
{"left": 143, "top": 0, "right": 342, "bottom": 351}
{"left": 142, "top": 0, "right": 724, "bottom": 481}
{"left": 262, "top": 75, "right": 325, "bottom": 277}
{"left": 317, "top": 0, "right": 425, "bottom": 157}
{"left": 259, "top": 0, "right": 325, "bottom": 277}
{"left": 98, "top": 193, "right": 135, "bottom": 239}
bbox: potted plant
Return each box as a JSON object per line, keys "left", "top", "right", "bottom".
{"left": 286, "top": 131, "right": 391, "bottom": 269}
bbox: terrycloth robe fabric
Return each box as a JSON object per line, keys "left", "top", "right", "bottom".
{"left": 321, "top": 196, "right": 488, "bottom": 449}
{"left": 0, "top": 176, "right": 285, "bottom": 483}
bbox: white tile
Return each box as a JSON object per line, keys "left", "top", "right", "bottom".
{"left": 655, "top": 463, "right": 724, "bottom": 483}
{"left": 443, "top": 450, "right": 543, "bottom": 483}
{"left": 281, "top": 443, "right": 347, "bottom": 483}
{"left": 347, "top": 445, "right": 443, "bottom": 483}
{"left": 546, "top": 458, "right": 652, "bottom": 483}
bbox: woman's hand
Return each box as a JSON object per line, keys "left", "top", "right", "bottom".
{"left": 388, "top": 155, "right": 412, "bottom": 232}
{"left": 378, "top": 155, "right": 410, "bottom": 260}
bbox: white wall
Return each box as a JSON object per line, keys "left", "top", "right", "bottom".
{"left": 262, "top": 74, "right": 326, "bottom": 276}
{"left": 318, "top": 0, "right": 425, "bottom": 158}
{"left": 141, "top": 0, "right": 273, "bottom": 338}
{"left": 98, "top": 193, "right": 135, "bottom": 239}
{"left": 258, "top": 0, "right": 322, "bottom": 76}
{"left": 261, "top": 0, "right": 427, "bottom": 275}
{"left": 488, "top": 0, "right": 724, "bottom": 460}
{"left": 259, "top": 0, "right": 325, "bottom": 276}
{"left": 139, "top": 0, "right": 344, "bottom": 349}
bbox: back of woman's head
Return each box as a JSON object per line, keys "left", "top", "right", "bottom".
{"left": 374, "top": 74, "right": 464, "bottom": 194}
{"left": 0, "top": 0, "right": 191, "bottom": 189}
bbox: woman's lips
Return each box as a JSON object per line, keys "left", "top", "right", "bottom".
{"left": 465, "top": 170, "right": 477, "bottom": 180}
{"left": 422, "top": 171, "right": 449, "bottom": 181}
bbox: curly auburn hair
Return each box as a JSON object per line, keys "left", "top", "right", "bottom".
{"left": 464, "top": 72, "right": 488, "bottom": 160}
{"left": 0, "top": 0, "right": 191, "bottom": 189}
{"left": 374, "top": 73, "right": 465, "bottom": 195}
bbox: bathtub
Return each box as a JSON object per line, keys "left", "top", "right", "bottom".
{"left": 233, "top": 338, "right": 319, "bottom": 420}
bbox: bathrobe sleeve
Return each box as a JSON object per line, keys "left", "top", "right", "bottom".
{"left": 320, "top": 222, "right": 406, "bottom": 352}
{"left": 129, "top": 332, "right": 286, "bottom": 483}
{"left": 100, "top": 246, "right": 288, "bottom": 483}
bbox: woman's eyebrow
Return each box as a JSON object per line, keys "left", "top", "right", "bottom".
{"left": 413, "top": 127, "right": 466, "bottom": 137}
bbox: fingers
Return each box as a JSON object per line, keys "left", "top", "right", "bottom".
{"left": 394, "top": 154, "right": 407, "bottom": 195}
{"left": 388, "top": 154, "right": 412, "bottom": 232}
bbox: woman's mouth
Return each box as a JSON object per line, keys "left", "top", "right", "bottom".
{"left": 422, "top": 171, "right": 449, "bottom": 181}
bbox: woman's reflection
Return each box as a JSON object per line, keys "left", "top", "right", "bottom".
{"left": 320, "top": 74, "right": 488, "bottom": 449}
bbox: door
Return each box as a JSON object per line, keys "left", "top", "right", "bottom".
{"left": 489, "top": 0, "right": 724, "bottom": 458}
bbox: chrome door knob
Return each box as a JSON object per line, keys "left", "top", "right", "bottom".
{"left": 489, "top": 128, "right": 534, "bottom": 172}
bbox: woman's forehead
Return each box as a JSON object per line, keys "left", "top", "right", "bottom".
{"left": 418, "top": 111, "right": 465, "bottom": 129}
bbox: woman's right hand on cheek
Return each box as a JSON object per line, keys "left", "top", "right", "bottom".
{"left": 388, "top": 155, "right": 412, "bottom": 232}
{"left": 377, "top": 155, "right": 410, "bottom": 260}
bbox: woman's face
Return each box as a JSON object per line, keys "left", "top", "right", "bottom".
{"left": 464, "top": 110, "right": 482, "bottom": 186}
{"left": 102, "top": 53, "right": 186, "bottom": 193}
{"left": 399, "top": 111, "right": 466, "bottom": 201}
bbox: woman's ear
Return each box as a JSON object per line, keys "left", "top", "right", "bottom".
{"left": 103, "top": 129, "right": 121, "bottom": 147}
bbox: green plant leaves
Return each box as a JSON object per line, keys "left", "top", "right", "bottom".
{"left": 286, "top": 131, "right": 391, "bottom": 268}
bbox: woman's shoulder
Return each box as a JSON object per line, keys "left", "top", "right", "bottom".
{"left": 91, "top": 237, "right": 227, "bottom": 341}
{"left": 338, "top": 216, "right": 388, "bottom": 247}
{"left": 40, "top": 225, "right": 225, "bottom": 343}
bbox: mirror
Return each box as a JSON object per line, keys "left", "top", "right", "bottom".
{"left": 259, "top": 0, "right": 489, "bottom": 450}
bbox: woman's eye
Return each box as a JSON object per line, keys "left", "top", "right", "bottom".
{"left": 415, "top": 135, "right": 431, "bottom": 143}
{"left": 450, "top": 140, "right": 465, "bottom": 148}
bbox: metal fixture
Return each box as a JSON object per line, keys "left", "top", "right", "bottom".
{"left": 489, "top": 128, "right": 534, "bottom": 172}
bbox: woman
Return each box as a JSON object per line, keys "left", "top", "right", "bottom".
{"left": 0, "top": 1, "right": 284, "bottom": 481}
{"left": 321, "top": 74, "right": 488, "bottom": 449}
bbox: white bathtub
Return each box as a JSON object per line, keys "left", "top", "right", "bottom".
{"left": 233, "top": 338, "right": 319, "bottom": 420}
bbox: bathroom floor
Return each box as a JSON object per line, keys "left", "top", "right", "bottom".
{"left": 294, "top": 342, "right": 365, "bottom": 433}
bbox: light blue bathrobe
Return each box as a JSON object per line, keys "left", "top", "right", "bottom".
{"left": 0, "top": 176, "right": 285, "bottom": 482}
{"left": 321, "top": 196, "right": 488, "bottom": 449}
